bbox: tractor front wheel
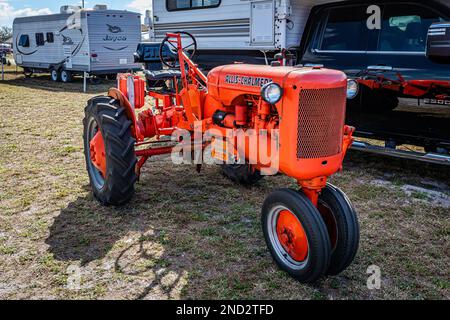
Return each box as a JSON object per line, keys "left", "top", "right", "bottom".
{"left": 83, "top": 96, "right": 137, "bottom": 205}
{"left": 261, "top": 188, "right": 331, "bottom": 283}
{"left": 317, "top": 183, "right": 359, "bottom": 275}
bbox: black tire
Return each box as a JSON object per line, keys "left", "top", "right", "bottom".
{"left": 23, "top": 68, "right": 33, "bottom": 78}
{"left": 221, "top": 164, "right": 263, "bottom": 185}
{"left": 60, "top": 69, "right": 73, "bottom": 83}
{"left": 262, "top": 188, "right": 331, "bottom": 283}
{"left": 317, "top": 183, "right": 359, "bottom": 275}
{"left": 348, "top": 85, "right": 399, "bottom": 112}
{"left": 89, "top": 75, "right": 102, "bottom": 85}
{"left": 83, "top": 96, "right": 137, "bottom": 205}
{"left": 50, "top": 69, "right": 60, "bottom": 82}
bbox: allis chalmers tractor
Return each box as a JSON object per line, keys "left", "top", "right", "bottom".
{"left": 83, "top": 32, "right": 359, "bottom": 283}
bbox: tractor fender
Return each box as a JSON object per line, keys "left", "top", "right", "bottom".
{"left": 108, "top": 88, "right": 144, "bottom": 141}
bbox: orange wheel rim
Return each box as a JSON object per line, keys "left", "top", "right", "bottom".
{"left": 276, "top": 210, "right": 308, "bottom": 262}
{"left": 89, "top": 130, "right": 107, "bottom": 178}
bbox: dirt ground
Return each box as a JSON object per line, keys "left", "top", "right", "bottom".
{"left": 0, "top": 67, "right": 449, "bottom": 300}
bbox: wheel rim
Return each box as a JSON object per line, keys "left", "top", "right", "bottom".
{"left": 318, "top": 201, "right": 339, "bottom": 251}
{"left": 61, "top": 71, "right": 67, "bottom": 82}
{"left": 268, "top": 205, "right": 309, "bottom": 269}
{"left": 51, "top": 70, "right": 58, "bottom": 81}
{"left": 86, "top": 117, "right": 106, "bottom": 189}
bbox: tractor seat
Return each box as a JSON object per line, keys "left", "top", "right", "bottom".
{"left": 144, "top": 69, "right": 181, "bottom": 81}
{"left": 144, "top": 69, "right": 181, "bottom": 93}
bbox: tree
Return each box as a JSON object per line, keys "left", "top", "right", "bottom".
{"left": 0, "top": 26, "right": 12, "bottom": 43}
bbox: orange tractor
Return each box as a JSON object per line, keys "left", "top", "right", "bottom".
{"left": 83, "top": 32, "right": 359, "bottom": 283}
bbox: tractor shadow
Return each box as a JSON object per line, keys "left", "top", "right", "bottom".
{"left": 45, "top": 162, "right": 271, "bottom": 299}
{"left": 45, "top": 188, "right": 190, "bottom": 299}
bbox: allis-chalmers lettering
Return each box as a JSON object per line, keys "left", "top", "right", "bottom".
{"left": 225, "top": 75, "right": 272, "bottom": 87}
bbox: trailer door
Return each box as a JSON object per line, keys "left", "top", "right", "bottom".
{"left": 250, "top": 0, "right": 275, "bottom": 46}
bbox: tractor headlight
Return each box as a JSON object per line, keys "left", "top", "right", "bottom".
{"left": 261, "top": 82, "right": 283, "bottom": 104}
{"left": 346, "top": 79, "right": 359, "bottom": 100}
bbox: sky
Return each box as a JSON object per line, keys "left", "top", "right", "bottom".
{"left": 0, "top": 0, "right": 150, "bottom": 27}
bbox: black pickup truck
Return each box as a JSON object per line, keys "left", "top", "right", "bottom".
{"left": 136, "top": 0, "right": 450, "bottom": 164}
{"left": 299, "top": 0, "right": 450, "bottom": 163}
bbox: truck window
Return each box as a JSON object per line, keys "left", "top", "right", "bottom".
{"left": 35, "top": 33, "right": 45, "bottom": 46}
{"left": 18, "top": 35, "right": 30, "bottom": 47}
{"left": 378, "top": 4, "right": 445, "bottom": 52}
{"left": 320, "top": 6, "right": 368, "bottom": 51}
{"left": 46, "top": 32, "right": 54, "bottom": 43}
{"left": 166, "top": 0, "right": 220, "bottom": 11}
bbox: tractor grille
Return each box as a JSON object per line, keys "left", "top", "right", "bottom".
{"left": 296, "top": 87, "right": 346, "bottom": 159}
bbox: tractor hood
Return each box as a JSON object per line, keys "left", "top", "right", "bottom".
{"left": 207, "top": 64, "right": 347, "bottom": 106}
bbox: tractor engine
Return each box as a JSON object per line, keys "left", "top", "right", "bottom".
{"left": 206, "top": 64, "right": 350, "bottom": 185}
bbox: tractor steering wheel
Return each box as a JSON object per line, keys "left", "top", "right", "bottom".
{"left": 159, "top": 31, "right": 197, "bottom": 69}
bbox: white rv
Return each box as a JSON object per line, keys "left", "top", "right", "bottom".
{"left": 145, "top": 0, "right": 349, "bottom": 68}
{"left": 13, "top": 5, "right": 142, "bottom": 82}
{"left": 149, "top": 0, "right": 341, "bottom": 60}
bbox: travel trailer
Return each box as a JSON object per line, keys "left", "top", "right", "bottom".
{"left": 13, "top": 5, "right": 142, "bottom": 82}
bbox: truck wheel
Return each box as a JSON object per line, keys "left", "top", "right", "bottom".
{"left": 262, "top": 188, "right": 331, "bottom": 283}
{"left": 221, "top": 164, "right": 263, "bottom": 185}
{"left": 348, "top": 86, "right": 399, "bottom": 112}
{"left": 60, "top": 70, "right": 73, "bottom": 83}
{"left": 83, "top": 96, "right": 137, "bottom": 205}
{"left": 317, "top": 183, "right": 359, "bottom": 275}
{"left": 50, "top": 69, "right": 60, "bottom": 82}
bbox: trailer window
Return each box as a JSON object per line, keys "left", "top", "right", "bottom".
{"left": 320, "top": 6, "right": 369, "bottom": 51}
{"left": 166, "top": 0, "right": 220, "bottom": 11}
{"left": 18, "top": 35, "right": 30, "bottom": 47}
{"left": 378, "top": 4, "right": 445, "bottom": 52}
{"left": 35, "top": 33, "right": 45, "bottom": 46}
{"left": 46, "top": 32, "right": 54, "bottom": 43}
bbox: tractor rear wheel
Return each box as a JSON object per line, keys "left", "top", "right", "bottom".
{"left": 317, "top": 183, "right": 359, "bottom": 275}
{"left": 83, "top": 96, "right": 137, "bottom": 205}
{"left": 221, "top": 164, "right": 263, "bottom": 185}
{"left": 261, "top": 188, "right": 331, "bottom": 283}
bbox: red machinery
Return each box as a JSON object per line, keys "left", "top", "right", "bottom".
{"left": 356, "top": 69, "right": 450, "bottom": 104}
{"left": 83, "top": 32, "right": 359, "bottom": 283}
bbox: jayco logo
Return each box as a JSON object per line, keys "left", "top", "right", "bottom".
{"left": 107, "top": 24, "right": 122, "bottom": 33}
{"left": 103, "top": 24, "right": 127, "bottom": 42}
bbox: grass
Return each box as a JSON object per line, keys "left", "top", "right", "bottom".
{"left": 0, "top": 68, "right": 449, "bottom": 300}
